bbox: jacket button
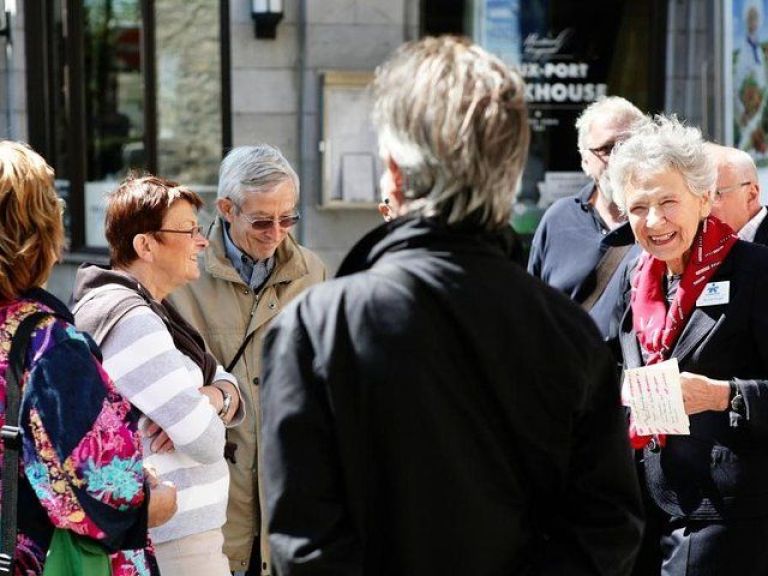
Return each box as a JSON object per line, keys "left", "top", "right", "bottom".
{"left": 244, "top": 289, "right": 250, "bottom": 295}
{"left": 253, "top": 377, "right": 259, "bottom": 386}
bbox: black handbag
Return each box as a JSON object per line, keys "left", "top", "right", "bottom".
{"left": 0, "top": 312, "right": 56, "bottom": 574}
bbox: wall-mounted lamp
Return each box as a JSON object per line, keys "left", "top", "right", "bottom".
{"left": 0, "top": 17, "right": 10, "bottom": 45}
{"left": 251, "top": 0, "right": 283, "bottom": 40}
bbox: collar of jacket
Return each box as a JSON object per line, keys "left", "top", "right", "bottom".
{"left": 335, "top": 213, "right": 521, "bottom": 278}
{"left": 203, "top": 216, "right": 312, "bottom": 289}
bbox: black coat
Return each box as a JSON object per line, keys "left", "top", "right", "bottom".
{"left": 618, "top": 240, "right": 768, "bottom": 520}
{"left": 260, "top": 216, "right": 643, "bottom": 576}
{"left": 753, "top": 210, "right": 768, "bottom": 246}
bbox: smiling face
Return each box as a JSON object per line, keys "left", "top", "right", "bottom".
{"left": 151, "top": 200, "right": 207, "bottom": 295}
{"left": 625, "top": 168, "right": 711, "bottom": 275}
{"left": 219, "top": 179, "right": 298, "bottom": 261}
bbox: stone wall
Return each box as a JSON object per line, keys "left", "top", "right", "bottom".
{"left": 230, "top": 0, "right": 418, "bottom": 273}
{"left": 664, "top": 0, "right": 722, "bottom": 140}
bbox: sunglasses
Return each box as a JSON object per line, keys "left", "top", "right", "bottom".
{"left": 587, "top": 141, "right": 616, "bottom": 159}
{"left": 236, "top": 210, "right": 301, "bottom": 231}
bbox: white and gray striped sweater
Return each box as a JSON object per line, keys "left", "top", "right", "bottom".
{"left": 99, "top": 305, "right": 235, "bottom": 544}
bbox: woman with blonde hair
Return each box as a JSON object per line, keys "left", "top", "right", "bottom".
{"left": 0, "top": 140, "right": 176, "bottom": 575}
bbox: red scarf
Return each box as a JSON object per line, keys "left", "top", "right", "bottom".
{"left": 628, "top": 216, "right": 738, "bottom": 449}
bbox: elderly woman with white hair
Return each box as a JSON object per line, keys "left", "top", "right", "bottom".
{"left": 610, "top": 115, "right": 768, "bottom": 575}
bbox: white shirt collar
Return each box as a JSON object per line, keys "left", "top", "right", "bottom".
{"left": 738, "top": 206, "right": 768, "bottom": 242}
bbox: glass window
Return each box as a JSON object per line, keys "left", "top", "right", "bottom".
{"left": 83, "top": 0, "right": 144, "bottom": 247}
{"left": 470, "top": 0, "right": 666, "bottom": 239}
{"left": 26, "top": 0, "right": 227, "bottom": 252}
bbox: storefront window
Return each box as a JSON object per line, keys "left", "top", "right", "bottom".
{"left": 471, "top": 0, "right": 666, "bottom": 238}
{"left": 26, "top": 0, "right": 227, "bottom": 251}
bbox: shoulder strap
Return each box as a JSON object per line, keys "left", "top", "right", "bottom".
{"left": 226, "top": 331, "right": 256, "bottom": 374}
{"left": 580, "top": 244, "right": 632, "bottom": 312}
{"left": 0, "top": 311, "right": 54, "bottom": 574}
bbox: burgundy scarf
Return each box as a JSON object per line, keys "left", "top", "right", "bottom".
{"left": 629, "top": 216, "right": 738, "bottom": 449}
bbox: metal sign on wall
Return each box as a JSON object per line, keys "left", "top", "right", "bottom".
{"left": 474, "top": 0, "right": 629, "bottom": 234}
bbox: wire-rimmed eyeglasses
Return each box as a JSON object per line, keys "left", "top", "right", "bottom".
{"left": 714, "top": 181, "right": 752, "bottom": 201}
{"left": 155, "top": 225, "right": 205, "bottom": 239}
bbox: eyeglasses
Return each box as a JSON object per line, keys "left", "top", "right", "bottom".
{"left": 587, "top": 141, "right": 616, "bottom": 159}
{"left": 231, "top": 202, "right": 300, "bottom": 230}
{"left": 156, "top": 225, "right": 205, "bottom": 239}
{"left": 714, "top": 181, "right": 752, "bottom": 200}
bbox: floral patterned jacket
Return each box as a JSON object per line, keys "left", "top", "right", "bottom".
{"left": 0, "top": 288, "right": 158, "bottom": 576}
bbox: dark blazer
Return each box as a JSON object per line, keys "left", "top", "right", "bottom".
{"left": 752, "top": 209, "right": 768, "bottom": 246}
{"left": 619, "top": 240, "right": 768, "bottom": 520}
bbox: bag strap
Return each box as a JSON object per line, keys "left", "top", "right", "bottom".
{"left": 1, "top": 311, "right": 54, "bottom": 574}
{"left": 226, "top": 331, "right": 256, "bottom": 374}
{"left": 580, "top": 244, "right": 632, "bottom": 312}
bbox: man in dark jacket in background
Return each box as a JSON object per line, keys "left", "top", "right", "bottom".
{"left": 528, "top": 97, "right": 645, "bottom": 339}
{"left": 260, "top": 36, "right": 643, "bottom": 576}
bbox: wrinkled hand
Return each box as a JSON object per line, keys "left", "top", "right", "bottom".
{"left": 198, "top": 385, "right": 224, "bottom": 414}
{"left": 143, "top": 419, "right": 175, "bottom": 454}
{"left": 680, "top": 372, "right": 730, "bottom": 415}
{"left": 147, "top": 480, "right": 177, "bottom": 528}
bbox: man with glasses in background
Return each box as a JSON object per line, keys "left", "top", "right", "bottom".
{"left": 169, "top": 144, "right": 326, "bottom": 576}
{"left": 707, "top": 143, "right": 768, "bottom": 245}
{"left": 528, "top": 96, "right": 645, "bottom": 339}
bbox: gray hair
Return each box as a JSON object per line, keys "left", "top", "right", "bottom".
{"left": 372, "top": 36, "right": 529, "bottom": 230}
{"left": 575, "top": 96, "right": 645, "bottom": 151}
{"left": 218, "top": 144, "right": 299, "bottom": 204}
{"left": 609, "top": 115, "right": 716, "bottom": 212}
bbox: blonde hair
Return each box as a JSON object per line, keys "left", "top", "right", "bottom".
{"left": 0, "top": 141, "right": 64, "bottom": 301}
{"left": 372, "top": 36, "right": 529, "bottom": 230}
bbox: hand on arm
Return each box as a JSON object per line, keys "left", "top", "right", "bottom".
{"left": 198, "top": 380, "right": 239, "bottom": 423}
{"left": 145, "top": 468, "right": 178, "bottom": 528}
{"left": 143, "top": 419, "right": 175, "bottom": 454}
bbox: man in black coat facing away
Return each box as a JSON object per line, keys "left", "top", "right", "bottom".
{"left": 259, "top": 36, "right": 643, "bottom": 576}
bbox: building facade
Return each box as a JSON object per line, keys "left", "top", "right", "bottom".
{"left": 0, "top": 0, "right": 728, "bottom": 301}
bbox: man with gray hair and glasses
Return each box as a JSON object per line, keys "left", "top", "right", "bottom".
{"left": 528, "top": 96, "right": 645, "bottom": 339}
{"left": 169, "top": 144, "right": 326, "bottom": 576}
{"left": 259, "top": 36, "right": 642, "bottom": 576}
{"left": 707, "top": 143, "right": 768, "bottom": 245}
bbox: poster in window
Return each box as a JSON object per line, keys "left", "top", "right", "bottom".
{"left": 726, "top": 0, "right": 768, "bottom": 202}
{"left": 474, "top": 0, "right": 634, "bottom": 235}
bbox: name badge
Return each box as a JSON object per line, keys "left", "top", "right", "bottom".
{"left": 696, "top": 281, "right": 730, "bottom": 307}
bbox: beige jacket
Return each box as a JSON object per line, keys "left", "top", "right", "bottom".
{"left": 169, "top": 218, "right": 326, "bottom": 573}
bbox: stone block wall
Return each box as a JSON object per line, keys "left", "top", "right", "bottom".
{"left": 664, "top": 0, "right": 722, "bottom": 140}
{"left": 230, "top": 0, "right": 418, "bottom": 273}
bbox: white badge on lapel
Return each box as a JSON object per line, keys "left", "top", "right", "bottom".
{"left": 696, "top": 280, "right": 730, "bottom": 307}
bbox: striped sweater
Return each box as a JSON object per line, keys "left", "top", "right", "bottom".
{"left": 74, "top": 282, "right": 242, "bottom": 544}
